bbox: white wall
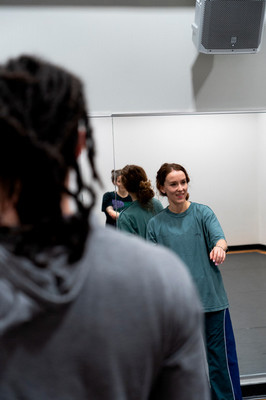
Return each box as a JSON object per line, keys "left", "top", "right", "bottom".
{"left": 0, "top": 6, "right": 266, "bottom": 113}
{"left": 258, "top": 114, "right": 266, "bottom": 244}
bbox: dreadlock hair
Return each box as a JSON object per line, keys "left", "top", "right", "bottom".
{"left": 121, "top": 165, "right": 155, "bottom": 208}
{"left": 0, "top": 54, "right": 100, "bottom": 264}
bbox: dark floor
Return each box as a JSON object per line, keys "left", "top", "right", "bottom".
{"left": 221, "top": 252, "right": 266, "bottom": 396}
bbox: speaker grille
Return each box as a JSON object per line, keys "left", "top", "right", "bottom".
{"left": 202, "top": 0, "right": 266, "bottom": 50}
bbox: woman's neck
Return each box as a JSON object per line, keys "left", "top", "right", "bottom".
{"left": 117, "top": 188, "right": 128, "bottom": 198}
{"left": 168, "top": 200, "right": 190, "bottom": 214}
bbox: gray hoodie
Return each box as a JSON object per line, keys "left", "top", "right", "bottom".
{"left": 0, "top": 219, "right": 210, "bottom": 400}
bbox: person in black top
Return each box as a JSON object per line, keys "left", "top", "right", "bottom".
{"left": 101, "top": 169, "right": 132, "bottom": 226}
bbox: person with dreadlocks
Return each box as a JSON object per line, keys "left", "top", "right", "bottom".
{"left": 0, "top": 54, "right": 210, "bottom": 400}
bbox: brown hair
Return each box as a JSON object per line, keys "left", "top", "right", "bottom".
{"left": 121, "top": 165, "right": 154, "bottom": 207}
{"left": 156, "top": 163, "right": 190, "bottom": 199}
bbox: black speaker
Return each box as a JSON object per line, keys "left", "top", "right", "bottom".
{"left": 192, "top": 0, "right": 266, "bottom": 54}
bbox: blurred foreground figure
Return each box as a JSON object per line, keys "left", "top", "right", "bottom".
{"left": 0, "top": 55, "right": 210, "bottom": 400}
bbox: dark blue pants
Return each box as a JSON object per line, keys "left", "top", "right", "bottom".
{"left": 205, "top": 309, "right": 242, "bottom": 400}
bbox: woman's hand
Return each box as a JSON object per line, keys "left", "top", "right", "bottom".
{"left": 210, "top": 240, "right": 227, "bottom": 265}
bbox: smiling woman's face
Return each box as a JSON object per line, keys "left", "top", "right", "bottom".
{"left": 160, "top": 170, "right": 188, "bottom": 208}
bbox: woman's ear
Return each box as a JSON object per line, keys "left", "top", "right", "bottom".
{"left": 75, "top": 126, "right": 87, "bottom": 158}
{"left": 160, "top": 185, "right": 166, "bottom": 194}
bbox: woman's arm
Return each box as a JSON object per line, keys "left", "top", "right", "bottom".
{"left": 106, "top": 205, "right": 120, "bottom": 221}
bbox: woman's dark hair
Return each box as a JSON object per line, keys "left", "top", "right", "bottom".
{"left": 111, "top": 169, "right": 122, "bottom": 185}
{"left": 121, "top": 165, "right": 154, "bottom": 207}
{"left": 0, "top": 54, "right": 100, "bottom": 264}
{"left": 156, "top": 163, "right": 190, "bottom": 200}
